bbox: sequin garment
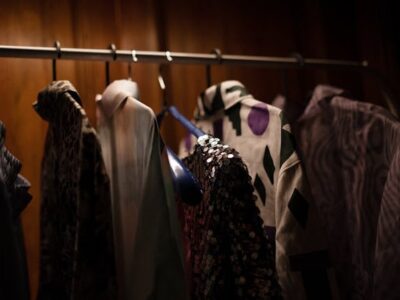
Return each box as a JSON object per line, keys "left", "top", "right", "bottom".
{"left": 180, "top": 135, "right": 281, "bottom": 299}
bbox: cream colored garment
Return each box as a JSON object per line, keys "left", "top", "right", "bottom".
{"left": 179, "top": 80, "right": 338, "bottom": 300}
{"left": 97, "top": 80, "right": 187, "bottom": 300}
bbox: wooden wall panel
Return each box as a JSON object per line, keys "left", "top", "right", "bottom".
{"left": 0, "top": 0, "right": 398, "bottom": 298}
{"left": 159, "top": 0, "right": 400, "bottom": 148}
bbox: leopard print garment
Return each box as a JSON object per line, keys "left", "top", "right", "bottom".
{"left": 35, "top": 81, "right": 116, "bottom": 300}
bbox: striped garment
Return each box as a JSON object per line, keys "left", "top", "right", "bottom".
{"left": 295, "top": 85, "right": 400, "bottom": 300}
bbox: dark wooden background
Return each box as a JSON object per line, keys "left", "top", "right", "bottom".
{"left": 0, "top": 0, "right": 399, "bottom": 297}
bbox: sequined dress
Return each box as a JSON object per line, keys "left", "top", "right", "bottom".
{"left": 180, "top": 135, "right": 282, "bottom": 299}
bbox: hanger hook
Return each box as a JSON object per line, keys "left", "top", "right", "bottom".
{"left": 156, "top": 51, "right": 173, "bottom": 123}
{"left": 105, "top": 43, "right": 117, "bottom": 86}
{"left": 110, "top": 43, "right": 117, "bottom": 61}
{"left": 128, "top": 50, "right": 138, "bottom": 80}
{"left": 156, "top": 64, "right": 168, "bottom": 125}
{"left": 158, "top": 50, "right": 173, "bottom": 107}
{"left": 206, "top": 48, "right": 222, "bottom": 87}
{"left": 158, "top": 67, "right": 166, "bottom": 91}
{"left": 52, "top": 40, "right": 61, "bottom": 81}
{"left": 165, "top": 50, "right": 173, "bottom": 63}
{"left": 213, "top": 48, "right": 222, "bottom": 64}
{"left": 132, "top": 50, "right": 138, "bottom": 63}
{"left": 291, "top": 52, "right": 305, "bottom": 68}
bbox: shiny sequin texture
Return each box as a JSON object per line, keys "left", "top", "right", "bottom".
{"left": 179, "top": 136, "right": 282, "bottom": 299}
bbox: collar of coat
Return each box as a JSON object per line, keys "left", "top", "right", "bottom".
{"left": 195, "top": 80, "right": 253, "bottom": 120}
{"left": 97, "top": 79, "right": 140, "bottom": 118}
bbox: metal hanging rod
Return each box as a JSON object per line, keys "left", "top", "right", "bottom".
{"left": 0, "top": 44, "right": 369, "bottom": 70}
{"left": 0, "top": 44, "right": 398, "bottom": 116}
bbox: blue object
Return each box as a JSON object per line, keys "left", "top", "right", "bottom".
{"left": 158, "top": 105, "right": 204, "bottom": 205}
{"left": 167, "top": 106, "right": 205, "bottom": 138}
{"left": 166, "top": 147, "right": 202, "bottom": 205}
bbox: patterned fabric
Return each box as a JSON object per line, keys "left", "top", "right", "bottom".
{"left": 373, "top": 148, "right": 400, "bottom": 300}
{"left": 180, "top": 81, "right": 336, "bottom": 300}
{"left": 180, "top": 135, "right": 281, "bottom": 299}
{"left": 96, "top": 80, "right": 187, "bottom": 300}
{"left": 295, "top": 85, "right": 400, "bottom": 300}
{"left": 35, "top": 81, "right": 116, "bottom": 300}
{"left": 0, "top": 121, "right": 31, "bottom": 300}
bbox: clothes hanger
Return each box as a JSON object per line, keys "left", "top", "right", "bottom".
{"left": 157, "top": 52, "right": 203, "bottom": 205}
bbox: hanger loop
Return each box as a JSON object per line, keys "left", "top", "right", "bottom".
{"left": 52, "top": 40, "right": 61, "bottom": 81}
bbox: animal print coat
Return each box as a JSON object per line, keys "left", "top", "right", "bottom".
{"left": 34, "top": 81, "right": 116, "bottom": 300}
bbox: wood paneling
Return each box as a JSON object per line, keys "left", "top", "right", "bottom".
{"left": 0, "top": 0, "right": 161, "bottom": 296}
{"left": 0, "top": 0, "right": 398, "bottom": 297}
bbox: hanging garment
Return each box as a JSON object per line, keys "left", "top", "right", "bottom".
{"left": 35, "top": 81, "right": 116, "bottom": 300}
{"left": 373, "top": 147, "right": 400, "bottom": 300}
{"left": 0, "top": 121, "right": 31, "bottom": 300}
{"left": 96, "top": 80, "right": 187, "bottom": 300}
{"left": 180, "top": 80, "right": 336, "bottom": 300}
{"left": 179, "top": 135, "right": 281, "bottom": 299}
{"left": 295, "top": 85, "right": 400, "bottom": 300}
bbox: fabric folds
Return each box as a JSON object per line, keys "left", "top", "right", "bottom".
{"left": 179, "top": 135, "right": 281, "bottom": 299}
{"left": 35, "top": 81, "right": 116, "bottom": 300}
{"left": 295, "top": 85, "right": 400, "bottom": 300}
{"left": 180, "top": 80, "right": 337, "bottom": 300}
{"left": 96, "top": 80, "right": 187, "bottom": 300}
{"left": 0, "top": 121, "right": 32, "bottom": 300}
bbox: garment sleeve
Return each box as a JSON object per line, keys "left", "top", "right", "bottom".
{"left": 75, "top": 127, "right": 117, "bottom": 300}
{"left": 373, "top": 148, "right": 400, "bottom": 299}
{"left": 129, "top": 119, "right": 187, "bottom": 300}
{"left": 275, "top": 116, "right": 338, "bottom": 300}
{"left": 217, "top": 156, "right": 282, "bottom": 299}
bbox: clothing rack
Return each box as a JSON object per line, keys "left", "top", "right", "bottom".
{"left": 0, "top": 44, "right": 398, "bottom": 116}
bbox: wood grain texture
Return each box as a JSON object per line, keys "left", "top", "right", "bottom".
{"left": 0, "top": 0, "right": 398, "bottom": 298}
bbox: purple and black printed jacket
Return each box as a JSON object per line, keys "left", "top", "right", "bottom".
{"left": 180, "top": 80, "right": 338, "bottom": 300}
